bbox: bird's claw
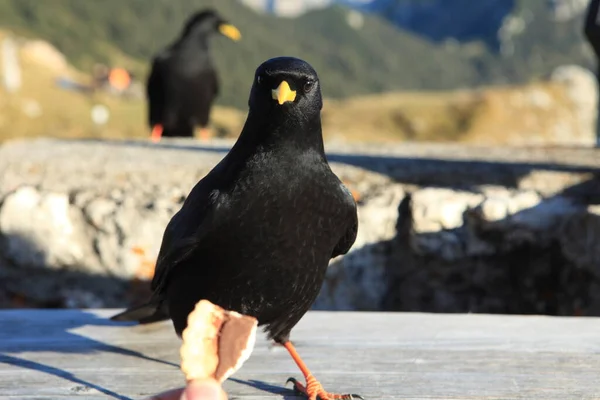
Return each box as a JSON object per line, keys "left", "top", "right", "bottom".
{"left": 286, "top": 377, "right": 364, "bottom": 400}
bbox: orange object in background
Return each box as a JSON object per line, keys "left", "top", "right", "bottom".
{"left": 151, "top": 124, "right": 163, "bottom": 142}
{"left": 108, "top": 67, "right": 131, "bottom": 91}
{"left": 341, "top": 180, "right": 361, "bottom": 202}
{"left": 130, "top": 246, "right": 156, "bottom": 280}
{"left": 199, "top": 127, "right": 211, "bottom": 141}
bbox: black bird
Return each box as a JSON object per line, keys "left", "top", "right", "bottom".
{"left": 112, "top": 57, "right": 362, "bottom": 400}
{"left": 148, "top": 9, "right": 241, "bottom": 142}
{"left": 584, "top": 0, "right": 600, "bottom": 145}
{"left": 585, "top": 0, "right": 600, "bottom": 69}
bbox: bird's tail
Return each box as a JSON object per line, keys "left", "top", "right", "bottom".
{"left": 110, "top": 302, "right": 169, "bottom": 324}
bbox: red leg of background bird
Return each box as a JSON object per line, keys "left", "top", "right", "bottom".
{"left": 150, "top": 124, "right": 163, "bottom": 143}
{"left": 283, "top": 341, "right": 362, "bottom": 400}
{"left": 199, "top": 127, "right": 211, "bottom": 141}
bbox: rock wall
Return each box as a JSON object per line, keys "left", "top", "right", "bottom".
{"left": 0, "top": 138, "right": 401, "bottom": 309}
{"left": 2, "top": 138, "right": 600, "bottom": 316}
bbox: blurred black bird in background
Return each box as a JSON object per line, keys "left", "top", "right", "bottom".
{"left": 584, "top": 0, "right": 600, "bottom": 145}
{"left": 112, "top": 56, "right": 362, "bottom": 400}
{"left": 584, "top": 0, "right": 600, "bottom": 72}
{"left": 147, "top": 9, "right": 241, "bottom": 142}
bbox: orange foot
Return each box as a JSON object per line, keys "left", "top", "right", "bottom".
{"left": 283, "top": 341, "right": 364, "bottom": 400}
{"left": 150, "top": 124, "right": 163, "bottom": 143}
{"left": 199, "top": 127, "right": 212, "bottom": 141}
{"left": 287, "top": 377, "right": 362, "bottom": 400}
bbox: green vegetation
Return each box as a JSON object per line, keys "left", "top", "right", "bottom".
{"left": 0, "top": 28, "right": 247, "bottom": 143}
{"left": 0, "top": 0, "right": 593, "bottom": 145}
{"left": 0, "top": 0, "right": 594, "bottom": 110}
{"left": 0, "top": 0, "right": 593, "bottom": 109}
{"left": 0, "top": 26, "right": 583, "bottom": 147}
{"left": 499, "top": 0, "right": 594, "bottom": 82}
{"left": 0, "top": 0, "right": 485, "bottom": 109}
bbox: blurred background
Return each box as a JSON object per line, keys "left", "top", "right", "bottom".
{"left": 0, "top": 0, "right": 596, "bottom": 144}
{"left": 2, "top": 0, "right": 600, "bottom": 318}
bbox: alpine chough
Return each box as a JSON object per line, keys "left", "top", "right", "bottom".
{"left": 147, "top": 9, "right": 241, "bottom": 142}
{"left": 113, "top": 57, "right": 362, "bottom": 400}
{"left": 585, "top": 0, "right": 600, "bottom": 72}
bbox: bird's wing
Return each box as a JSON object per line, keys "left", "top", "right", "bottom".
{"left": 331, "top": 183, "right": 359, "bottom": 259}
{"left": 150, "top": 174, "right": 220, "bottom": 297}
{"left": 147, "top": 57, "right": 166, "bottom": 128}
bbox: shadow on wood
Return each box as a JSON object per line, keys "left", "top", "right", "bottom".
{"left": 228, "top": 377, "right": 300, "bottom": 399}
{"left": 0, "top": 309, "right": 177, "bottom": 400}
{"left": 0, "top": 354, "right": 131, "bottom": 400}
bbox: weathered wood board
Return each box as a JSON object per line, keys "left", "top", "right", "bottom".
{"left": 1, "top": 310, "right": 600, "bottom": 399}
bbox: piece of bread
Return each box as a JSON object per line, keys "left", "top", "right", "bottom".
{"left": 180, "top": 299, "right": 258, "bottom": 383}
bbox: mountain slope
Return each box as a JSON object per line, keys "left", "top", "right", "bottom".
{"left": 359, "top": 0, "right": 595, "bottom": 84}
{"left": 0, "top": 0, "right": 594, "bottom": 110}
{"left": 360, "top": 0, "right": 515, "bottom": 49}
{"left": 0, "top": 0, "right": 480, "bottom": 108}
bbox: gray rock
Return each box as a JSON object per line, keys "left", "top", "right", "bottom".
{"left": 84, "top": 197, "right": 117, "bottom": 233}
{"left": 2, "top": 138, "right": 600, "bottom": 315}
{"left": 0, "top": 186, "right": 99, "bottom": 271}
{"left": 112, "top": 203, "right": 173, "bottom": 279}
{"left": 410, "top": 187, "right": 484, "bottom": 232}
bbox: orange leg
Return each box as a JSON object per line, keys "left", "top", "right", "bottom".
{"left": 283, "top": 341, "right": 363, "bottom": 400}
{"left": 199, "top": 127, "right": 211, "bottom": 141}
{"left": 150, "top": 124, "right": 163, "bottom": 143}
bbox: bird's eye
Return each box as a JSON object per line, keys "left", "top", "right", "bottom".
{"left": 257, "top": 75, "right": 263, "bottom": 85}
{"left": 303, "top": 80, "right": 314, "bottom": 93}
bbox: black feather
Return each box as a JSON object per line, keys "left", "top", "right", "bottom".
{"left": 110, "top": 302, "right": 168, "bottom": 324}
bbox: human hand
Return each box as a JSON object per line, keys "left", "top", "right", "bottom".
{"left": 144, "top": 378, "right": 227, "bottom": 400}
{"left": 146, "top": 301, "right": 256, "bottom": 400}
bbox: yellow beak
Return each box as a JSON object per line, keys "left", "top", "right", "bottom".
{"left": 271, "top": 81, "right": 297, "bottom": 105}
{"left": 218, "top": 23, "right": 241, "bottom": 41}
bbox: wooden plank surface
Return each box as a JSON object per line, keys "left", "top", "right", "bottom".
{"left": 1, "top": 310, "right": 600, "bottom": 399}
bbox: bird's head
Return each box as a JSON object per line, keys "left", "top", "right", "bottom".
{"left": 182, "top": 9, "right": 241, "bottom": 42}
{"left": 241, "top": 57, "right": 324, "bottom": 149}
{"left": 249, "top": 57, "right": 323, "bottom": 120}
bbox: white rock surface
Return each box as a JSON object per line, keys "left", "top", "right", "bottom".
{"left": 411, "top": 188, "right": 484, "bottom": 232}
{"left": 2, "top": 138, "right": 600, "bottom": 311}
{"left": 0, "top": 186, "right": 97, "bottom": 270}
